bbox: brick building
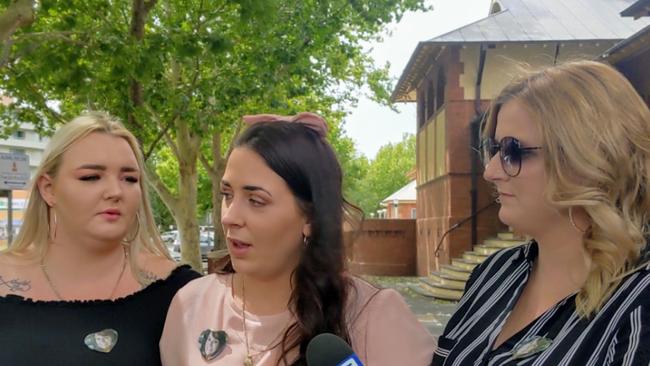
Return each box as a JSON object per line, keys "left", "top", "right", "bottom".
{"left": 392, "top": 0, "right": 650, "bottom": 276}
{"left": 379, "top": 180, "right": 417, "bottom": 219}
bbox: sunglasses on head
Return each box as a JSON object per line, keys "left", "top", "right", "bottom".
{"left": 480, "top": 136, "right": 543, "bottom": 177}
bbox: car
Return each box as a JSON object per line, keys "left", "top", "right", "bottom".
{"left": 167, "top": 246, "right": 181, "bottom": 261}
{"left": 172, "top": 233, "right": 214, "bottom": 259}
{"left": 161, "top": 230, "right": 178, "bottom": 245}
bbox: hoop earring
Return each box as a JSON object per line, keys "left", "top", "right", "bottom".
{"left": 123, "top": 214, "right": 140, "bottom": 243}
{"left": 48, "top": 209, "right": 58, "bottom": 241}
{"left": 569, "top": 207, "right": 587, "bottom": 234}
{"left": 303, "top": 235, "right": 310, "bottom": 247}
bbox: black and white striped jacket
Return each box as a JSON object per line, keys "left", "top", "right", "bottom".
{"left": 431, "top": 241, "right": 649, "bottom": 366}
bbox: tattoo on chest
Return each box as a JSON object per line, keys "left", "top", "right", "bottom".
{"left": 0, "top": 276, "right": 31, "bottom": 292}
{"left": 139, "top": 270, "right": 160, "bottom": 287}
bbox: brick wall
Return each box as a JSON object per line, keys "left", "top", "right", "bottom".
{"left": 384, "top": 202, "right": 416, "bottom": 219}
{"left": 414, "top": 45, "right": 504, "bottom": 276}
{"left": 344, "top": 219, "right": 417, "bottom": 276}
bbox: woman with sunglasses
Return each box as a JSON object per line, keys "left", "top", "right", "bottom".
{"left": 431, "top": 60, "right": 650, "bottom": 365}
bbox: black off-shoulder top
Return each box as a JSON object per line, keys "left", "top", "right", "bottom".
{"left": 0, "top": 264, "right": 201, "bottom": 366}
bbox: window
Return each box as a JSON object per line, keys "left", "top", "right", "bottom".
{"left": 417, "top": 92, "right": 425, "bottom": 130}
{"left": 426, "top": 80, "right": 435, "bottom": 120}
{"left": 436, "top": 68, "right": 446, "bottom": 111}
{"left": 411, "top": 208, "right": 417, "bottom": 219}
{"left": 9, "top": 148, "right": 25, "bottom": 155}
{"left": 12, "top": 130, "right": 25, "bottom": 140}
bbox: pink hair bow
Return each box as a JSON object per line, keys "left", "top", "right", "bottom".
{"left": 241, "top": 112, "right": 328, "bottom": 138}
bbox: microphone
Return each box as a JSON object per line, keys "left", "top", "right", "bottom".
{"left": 306, "top": 333, "right": 364, "bottom": 366}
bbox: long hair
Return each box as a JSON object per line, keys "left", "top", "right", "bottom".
{"left": 4, "top": 111, "right": 171, "bottom": 280}
{"left": 222, "top": 121, "right": 357, "bottom": 365}
{"left": 483, "top": 60, "right": 650, "bottom": 317}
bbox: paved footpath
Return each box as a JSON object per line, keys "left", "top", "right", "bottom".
{"left": 363, "top": 276, "right": 457, "bottom": 337}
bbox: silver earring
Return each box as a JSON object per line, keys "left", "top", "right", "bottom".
{"left": 123, "top": 214, "right": 140, "bottom": 243}
{"left": 569, "top": 207, "right": 587, "bottom": 234}
{"left": 303, "top": 235, "right": 310, "bottom": 247}
{"left": 49, "top": 209, "right": 58, "bottom": 241}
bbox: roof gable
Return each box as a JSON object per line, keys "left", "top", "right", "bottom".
{"left": 392, "top": 0, "right": 650, "bottom": 102}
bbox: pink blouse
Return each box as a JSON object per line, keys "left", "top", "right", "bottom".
{"left": 160, "top": 274, "right": 435, "bottom": 365}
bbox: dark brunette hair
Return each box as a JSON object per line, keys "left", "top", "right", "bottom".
{"left": 226, "top": 120, "right": 356, "bottom": 365}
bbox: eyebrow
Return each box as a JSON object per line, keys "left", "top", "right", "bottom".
{"left": 221, "top": 180, "right": 273, "bottom": 197}
{"left": 76, "top": 164, "right": 139, "bottom": 173}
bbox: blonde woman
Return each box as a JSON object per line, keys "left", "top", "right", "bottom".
{"left": 432, "top": 61, "right": 650, "bottom": 365}
{"left": 0, "top": 112, "right": 200, "bottom": 366}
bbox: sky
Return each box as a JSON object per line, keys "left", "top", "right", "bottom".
{"left": 344, "top": 0, "right": 493, "bottom": 159}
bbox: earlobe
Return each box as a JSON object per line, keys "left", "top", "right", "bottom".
{"left": 302, "top": 223, "right": 312, "bottom": 238}
{"left": 37, "top": 174, "right": 55, "bottom": 207}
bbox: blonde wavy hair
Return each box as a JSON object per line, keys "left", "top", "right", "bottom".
{"left": 4, "top": 111, "right": 171, "bottom": 278}
{"left": 483, "top": 60, "right": 650, "bottom": 317}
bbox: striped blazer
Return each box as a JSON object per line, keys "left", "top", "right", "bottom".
{"left": 431, "top": 241, "right": 650, "bottom": 366}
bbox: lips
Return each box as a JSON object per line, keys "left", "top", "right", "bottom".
{"left": 497, "top": 191, "right": 515, "bottom": 202}
{"left": 227, "top": 237, "right": 253, "bottom": 257}
{"left": 229, "top": 238, "right": 252, "bottom": 248}
{"left": 99, "top": 209, "right": 122, "bottom": 221}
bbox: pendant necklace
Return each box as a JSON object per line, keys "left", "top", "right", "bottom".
{"left": 41, "top": 246, "right": 128, "bottom": 353}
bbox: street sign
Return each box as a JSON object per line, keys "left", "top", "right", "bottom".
{"left": 0, "top": 152, "right": 30, "bottom": 190}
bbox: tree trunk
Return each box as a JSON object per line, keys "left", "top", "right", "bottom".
{"left": 210, "top": 131, "right": 227, "bottom": 250}
{"left": 175, "top": 120, "right": 202, "bottom": 271}
{"left": 176, "top": 175, "right": 201, "bottom": 270}
{"left": 210, "top": 167, "right": 226, "bottom": 250}
{"left": 127, "top": 0, "right": 204, "bottom": 270}
{"left": 127, "top": 0, "right": 158, "bottom": 136}
{"left": 0, "top": 0, "right": 34, "bottom": 43}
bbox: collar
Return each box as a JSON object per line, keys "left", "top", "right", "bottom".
{"left": 516, "top": 240, "right": 538, "bottom": 265}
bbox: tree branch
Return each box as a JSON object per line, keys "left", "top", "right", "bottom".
{"left": 199, "top": 119, "right": 242, "bottom": 179}
{"left": 154, "top": 57, "right": 201, "bottom": 161}
{"left": 1, "top": 31, "right": 88, "bottom": 69}
{"left": 194, "top": 0, "right": 206, "bottom": 32}
{"left": 226, "top": 120, "right": 244, "bottom": 157}
{"left": 21, "top": 81, "right": 66, "bottom": 124}
{"left": 145, "top": 164, "right": 178, "bottom": 213}
{"left": 163, "top": 128, "right": 180, "bottom": 159}
{"left": 0, "top": 0, "right": 34, "bottom": 43}
{"left": 0, "top": 36, "right": 14, "bottom": 68}
{"left": 198, "top": 151, "right": 214, "bottom": 178}
{"left": 143, "top": 122, "right": 172, "bottom": 161}
{"left": 130, "top": 0, "right": 159, "bottom": 39}
{"left": 14, "top": 31, "right": 82, "bottom": 43}
{"left": 142, "top": 102, "right": 177, "bottom": 160}
{"left": 144, "top": 0, "right": 157, "bottom": 13}
{"left": 128, "top": 0, "right": 159, "bottom": 133}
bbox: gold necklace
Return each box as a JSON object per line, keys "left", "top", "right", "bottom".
{"left": 242, "top": 277, "right": 254, "bottom": 366}
{"left": 41, "top": 247, "right": 128, "bottom": 301}
{"left": 240, "top": 276, "right": 293, "bottom": 366}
